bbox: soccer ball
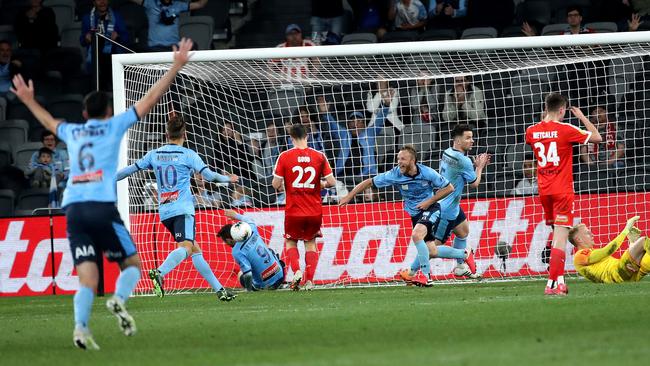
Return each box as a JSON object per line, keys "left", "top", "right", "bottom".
{"left": 230, "top": 221, "right": 252, "bottom": 242}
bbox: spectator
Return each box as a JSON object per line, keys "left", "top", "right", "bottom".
{"left": 80, "top": 0, "right": 130, "bottom": 90}
{"left": 388, "top": 0, "right": 427, "bottom": 32}
{"left": 273, "top": 24, "right": 315, "bottom": 78}
{"left": 311, "top": 0, "right": 345, "bottom": 38}
{"left": 288, "top": 106, "right": 325, "bottom": 152}
{"left": 131, "top": 0, "right": 207, "bottom": 51}
{"left": 26, "top": 147, "right": 63, "bottom": 188}
{"left": 408, "top": 70, "right": 439, "bottom": 125}
{"left": 511, "top": 158, "right": 538, "bottom": 196}
{"left": 366, "top": 79, "right": 402, "bottom": 132}
{"left": 348, "top": 0, "right": 391, "bottom": 39}
{"left": 30, "top": 130, "right": 69, "bottom": 186}
{"left": 230, "top": 184, "right": 253, "bottom": 207}
{"left": 253, "top": 121, "right": 283, "bottom": 185}
{"left": 193, "top": 176, "right": 224, "bottom": 208}
{"left": 580, "top": 106, "right": 625, "bottom": 169}
{"left": 14, "top": 0, "right": 59, "bottom": 52}
{"left": 214, "top": 120, "right": 255, "bottom": 186}
{"left": 0, "top": 41, "right": 22, "bottom": 96}
{"left": 427, "top": 0, "right": 468, "bottom": 29}
{"left": 522, "top": 6, "right": 593, "bottom": 36}
{"left": 636, "top": 0, "right": 650, "bottom": 16}
{"left": 441, "top": 75, "right": 485, "bottom": 129}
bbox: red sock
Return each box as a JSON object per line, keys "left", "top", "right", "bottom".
{"left": 304, "top": 251, "right": 319, "bottom": 282}
{"left": 548, "top": 248, "right": 566, "bottom": 281}
{"left": 286, "top": 247, "right": 300, "bottom": 273}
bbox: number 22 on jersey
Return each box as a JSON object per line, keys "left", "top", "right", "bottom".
{"left": 291, "top": 166, "right": 316, "bottom": 189}
{"left": 533, "top": 141, "right": 560, "bottom": 167}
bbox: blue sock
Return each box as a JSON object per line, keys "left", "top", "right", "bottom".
{"left": 436, "top": 246, "right": 466, "bottom": 259}
{"left": 410, "top": 256, "right": 420, "bottom": 274}
{"left": 414, "top": 240, "right": 431, "bottom": 276}
{"left": 159, "top": 247, "right": 188, "bottom": 276}
{"left": 453, "top": 236, "right": 467, "bottom": 265}
{"left": 115, "top": 266, "right": 141, "bottom": 303}
{"left": 74, "top": 286, "right": 94, "bottom": 329}
{"left": 192, "top": 253, "right": 224, "bottom": 292}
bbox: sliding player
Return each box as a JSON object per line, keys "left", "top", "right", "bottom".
{"left": 525, "top": 92, "right": 602, "bottom": 295}
{"left": 569, "top": 216, "right": 650, "bottom": 283}
{"left": 218, "top": 209, "right": 285, "bottom": 291}
{"left": 339, "top": 145, "right": 459, "bottom": 287}
{"left": 117, "top": 115, "right": 238, "bottom": 302}
{"left": 272, "top": 124, "right": 337, "bottom": 290}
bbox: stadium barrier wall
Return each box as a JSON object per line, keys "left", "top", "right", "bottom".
{"left": 2, "top": 193, "right": 646, "bottom": 296}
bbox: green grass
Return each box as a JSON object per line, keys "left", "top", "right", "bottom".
{"left": 1, "top": 280, "right": 649, "bottom": 366}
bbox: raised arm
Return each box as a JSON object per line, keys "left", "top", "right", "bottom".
{"left": 10, "top": 75, "right": 61, "bottom": 134}
{"left": 585, "top": 216, "right": 639, "bottom": 265}
{"left": 117, "top": 164, "right": 141, "bottom": 181}
{"left": 134, "top": 38, "right": 193, "bottom": 118}
{"left": 189, "top": 0, "right": 208, "bottom": 11}
{"left": 200, "top": 168, "right": 238, "bottom": 184}
{"left": 570, "top": 107, "right": 602, "bottom": 143}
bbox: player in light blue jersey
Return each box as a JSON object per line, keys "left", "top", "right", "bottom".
{"left": 414, "top": 124, "right": 490, "bottom": 280}
{"left": 218, "top": 210, "right": 285, "bottom": 291}
{"left": 340, "top": 145, "right": 463, "bottom": 287}
{"left": 10, "top": 38, "right": 195, "bottom": 350}
{"left": 117, "top": 115, "right": 238, "bottom": 301}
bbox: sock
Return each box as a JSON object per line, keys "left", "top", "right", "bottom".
{"left": 414, "top": 240, "right": 431, "bottom": 276}
{"left": 114, "top": 266, "right": 141, "bottom": 303}
{"left": 453, "top": 236, "right": 467, "bottom": 265}
{"left": 158, "top": 247, "right": 188, "bottom": 276}
{"left": 286, "top": 247, "right": 300, "bottom": 273}
{"left": 639, "top": 254, "right": 650, "bottom": 278}
{"left": 304, "top": 251, "right": 318, "bottom": 282}
{"left": 546, "top": 280, "right": 555, "bottom": 288}
{"left": 192, "top": 253, "right": 224, "bottom": 291}
{"left": 74, "top": 286, "right": 95, "bottom": 329}
{"left": 436, "top": 245, "right": 466, "bottom": 259}
{"left": 409, "top": 256, "right": 420, "bottom": 275}
{"left": 548, "top": 248, "right": 566, "bottom": 282}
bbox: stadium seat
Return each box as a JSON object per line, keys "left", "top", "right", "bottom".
{"left": 375, "top": 128, "right": 396, "bottom": 169}
{"left": 0, "top": 119, "right": 29, "bottom": 147}
{"left": 504, "top": 144, "right": 533, "bottom": 172}
{"left": 0, "top": 189, "right": 15, "bottom": 217}
{"left": 500, "top": 25, "right": 526, "bottom": 38}
{"left": 47, "top": 94, "right": 84, "bottom": 123}
{"left": 267, "top": 88, "right": 304, "bottom": 118}
{"left": 381, "top": 31, "right": 418, "bottom": 43}
{"left": 418, "top": 28, "right": 457, "bottom": 41}
{"left": 60, "top": 21, "right": 84, "bottom": 52}
{"left": 541, "top": 23, "right": 569, "bottom": 36}
{"left": 0, "top": 141, "right": 12, "bottom": 168}
{"left": 16, "top": 188, "right": 50, "bottom": 211}
{"left": 585, "top": 22, "right": 618, "bottom": 33}
{"left": 398, "top": 124, "right": 437, "bottom": 161}
{"left": 0, "top": 24, "right": 17, "bottom": 47}
{"left": 13, "top": 142, "right": 42, "bottom": 172}
{"left": 521, "top": 1, "right": 552, "bottom": 26}
{"left": 193, "top": 0, "right": 231, "bottom": 42}
{"left": 341, "top": 33, "right": 377, "bottom": 45}
{"left": 179, "top": 16, "right": 214, "bottom": 50}
{"left": 44, "top": 0, "right": 76, "bottom": 35}
{"left": 33, "top": 71, "right": 64, "bottom": 102}
{"left": 461, "top": 27, "right": 498, "bottom": 39}
{"left": 0, "top": 95, "right": 7, "bottom": 121}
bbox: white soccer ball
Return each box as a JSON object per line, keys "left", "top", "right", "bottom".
{"left": 230, "top": 221, "right": 252, "bottom": 242}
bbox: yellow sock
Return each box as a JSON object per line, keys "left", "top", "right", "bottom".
{"left": 644, "top": 237, "right": 650, "bottom": 253}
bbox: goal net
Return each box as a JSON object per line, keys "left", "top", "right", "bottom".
{"left": 113, "top": 32, "right": 650, "bottom": 294}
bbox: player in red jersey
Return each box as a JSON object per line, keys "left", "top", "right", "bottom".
{"left": 525, "top": 92, "right": 602, "bottom": 296}
{"left": 272, "top": 124, "right": 336, "bottom": 290}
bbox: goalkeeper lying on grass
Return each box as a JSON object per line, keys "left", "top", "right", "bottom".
{"left": 569, "top": 216, "right": 650, "bottom": 283}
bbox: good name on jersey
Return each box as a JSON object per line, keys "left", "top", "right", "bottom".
{"left": 71, "top": 169, "right": 104, "bottom": 184}
{"left": 532, "top": 131, "right": 559, "bottom": 139}
{"left": 71, "top": 126, "right": 107, "bottom": 139}
{"left": 160, "top": 190, "right": 180, "bottom": 204}
{"left": 297, "top": 156, "right": 311, "bottom": 163}
{"left": 156, "top": 155, "right": 180, "bottom": 162}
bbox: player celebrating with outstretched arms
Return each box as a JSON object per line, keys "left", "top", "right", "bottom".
{"left": 11, "top": 39, "right": 194, "bottom": 349}
{"left": 117, "top": 115, "right": 238, "bottom": 302}
{"left": 272, "top": 124, "right": 337, "bottom": 290}
{"left": 339, "top": 145, "right": 459, "bottom": 287}
{"left": 525, "top": 92, "right": 602, "bottom": 296}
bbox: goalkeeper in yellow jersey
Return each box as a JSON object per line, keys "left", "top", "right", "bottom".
{"left": 568, "top": 216, "right": 650, "bottom": 283}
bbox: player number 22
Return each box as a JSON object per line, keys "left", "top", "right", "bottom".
{"left": 291, "top": 166, "right": 316, "bottom": 189}
{"left": 533, "top": 141, "right": 560, "bottom": 167}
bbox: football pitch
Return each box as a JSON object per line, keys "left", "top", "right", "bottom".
{"left": 2, "top": 280, "right": 649, "bottom": 366}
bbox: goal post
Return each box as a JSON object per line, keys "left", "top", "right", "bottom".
{"left": 113, "top": 32, "right": 650, "bottom": 294}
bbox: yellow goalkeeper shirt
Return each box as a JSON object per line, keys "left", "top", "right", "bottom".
{"left": 573, "top": 231, "right": 627, "bottom": 283}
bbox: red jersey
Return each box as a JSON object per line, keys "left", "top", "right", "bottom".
{"left": 525, "top": 120, "right": 592, "bottom": 195}
{"left": 273, "top": 147, "right": 333, "bottom": 217}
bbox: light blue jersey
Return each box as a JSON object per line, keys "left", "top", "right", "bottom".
{"left": 118, "top": 144, "right": 231, "bottom": 221}
{"left": 231, "top": 214, "right": 284, "bottom": 289}
{"left": 56, "top": 107, "right": 139, "bottom": 208}
{"left": 438, "top": 148, "right": 476, "bottom": 220}
{"left": 372, "top": 163, "right": 450, "bottom": 217}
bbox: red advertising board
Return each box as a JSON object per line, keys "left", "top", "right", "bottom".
{"left": 2, "top": 193, "right": 648, "bottom": 296}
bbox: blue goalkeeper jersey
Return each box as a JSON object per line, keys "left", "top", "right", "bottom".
{"left": 231, "top": 214, "right": 284, "bottom": 289}
{"left": 438, "top": 147, "right": 476, "bottom": 219}
{"left": 56, "top": 107, "right": 139, "bottom": 208}
{"left": 123, "top": 144, "right": 229, "bottom": 221}
{"left": 372, "top": 163, "right": 450, "bottom": 217}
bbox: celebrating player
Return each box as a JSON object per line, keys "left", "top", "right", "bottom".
{"left": 404, "top": 124, "right": 489, "bottom": 280}
{"left": 117, "top": 115, "right": 238, "bottom": 302}
{"left": 218, "top": 209, "right": 286, "bottom": 291}
{"left": 525, "top": 92, "right": 602, "bottom": 295}
{"left": 10, "top": 38, "right": 194, "bottom": 350}
{"left": 569, "top": 216, "right": 650, "bottom": 283}
{"left": 339, "top": 145, "right": 458, "bottom": 287}
{"left": 272, "top": 124, "right": 337, "bottom": 290}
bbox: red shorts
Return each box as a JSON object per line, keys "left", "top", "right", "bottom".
{"left": 540, "top": 194, "right": 575, "bottom": 228}
{"left": 284, "top": 215, "right": 323, "bottom": 241}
